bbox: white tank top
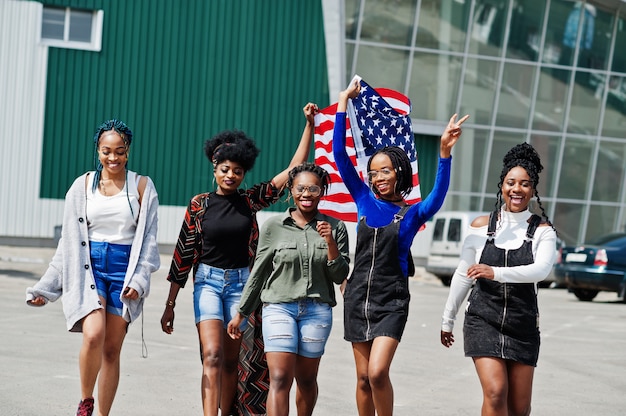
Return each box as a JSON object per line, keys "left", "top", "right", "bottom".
{"left": 86, "top": 171, "right": 141, "bottom": 245}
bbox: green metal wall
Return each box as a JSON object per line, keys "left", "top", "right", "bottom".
{"left": 38, "top": 0, "right": 329, "bottom": 207}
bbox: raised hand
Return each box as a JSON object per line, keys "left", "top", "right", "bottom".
{"left": 440, "top": 113, "right": 469, "bottom": 158}
{"left": 303, "top": 102, "right": 319, "bottom": 125}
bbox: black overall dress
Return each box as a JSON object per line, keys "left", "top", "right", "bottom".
{"left": 344, "top": 205, "right": 411, "bottom": 343}
{"left": 463, "top": 211, "right": 542, "bottom": 367}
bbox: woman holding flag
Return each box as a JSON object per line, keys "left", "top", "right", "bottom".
{"left": 333, "top": 78, "right": 468, "bottom": 416}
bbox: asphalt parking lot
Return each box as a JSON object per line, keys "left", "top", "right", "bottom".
{"left": 1, "top": 245, "right": 625, "bottom": 415}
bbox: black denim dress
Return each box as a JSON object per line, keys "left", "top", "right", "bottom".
{"left": 463, "top": 211, "right": 542, "bottom": 367}
{"left": 344, "top": 206, "right": 411, "bottom": 343}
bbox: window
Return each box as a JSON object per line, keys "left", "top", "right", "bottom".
{"left": 40, "top": 6, "right": 103, "bottom": 51}
{"left": 432, "top": 219, "right": 446, "bottom": 241}
{"left": 447, "top": 219, "right": 462, "bottom": 242}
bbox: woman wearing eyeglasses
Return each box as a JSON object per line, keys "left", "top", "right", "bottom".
{"left": 228, "top": 163, "right": 350, "bottom": 416}
{"left": 334, "top": 79, "right": 469, "bottom": 416}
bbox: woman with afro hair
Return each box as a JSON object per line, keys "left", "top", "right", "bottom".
{"left": 27, "top": 119, "right": 160, "bottom": 416}
{"left": 334, "top": 79, "right": 468, "bottom": 416}
{"left": 441, "top": 143, "right": 557, "bottom": 416}
{"left": 160, "top": 103, "right": 319, "bottom": 416}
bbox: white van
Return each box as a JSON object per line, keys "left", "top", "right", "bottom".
{"left": 425, "top": 211, "right": 487, "bottom": 286}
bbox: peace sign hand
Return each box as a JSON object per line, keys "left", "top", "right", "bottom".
{"left": 440, "top": 113, "right": 469, "bottom": 158}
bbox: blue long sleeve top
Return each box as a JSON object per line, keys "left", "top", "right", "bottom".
{"left": 333, "top": 112, "right": 452, "bottom": 276}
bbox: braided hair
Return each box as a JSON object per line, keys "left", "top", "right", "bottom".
{"left": 366, "top": 146, "right": 413, "bottom": 197}
{"left": 92, "top": 119, "right": 136, "bottom": 216}
{"left": 495, "top": 142, "right": 553, "bottom": 228}
{"left": 204, "top": 130, "right": 260, "bottom": 172}
{"left": 286, "top": 163, "right": 331, "bottom": 196}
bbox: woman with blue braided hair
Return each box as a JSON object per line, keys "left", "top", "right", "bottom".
{"left": 26, "top": 119, "right": 160, "bottom": 416}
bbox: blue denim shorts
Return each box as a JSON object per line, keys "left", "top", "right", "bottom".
{"left": 90, "top": 241, "right": 131, "bottom": 316}
{"left": 193, "top": 263, "right": 249, "bottom": 329}
{"left": 262, "top": 299, "right": 333, "bottom": 359}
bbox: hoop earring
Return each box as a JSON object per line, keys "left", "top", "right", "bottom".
{"left": 212, "top": 177, "right": 216, "bottom": 191}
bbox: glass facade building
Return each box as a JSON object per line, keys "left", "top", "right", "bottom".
{"left": 343, "top": 0, "right": 626, "bottom": 245}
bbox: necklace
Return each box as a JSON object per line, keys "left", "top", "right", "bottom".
{"left": 100, "top": 179, "right": 108, "bottom": 196}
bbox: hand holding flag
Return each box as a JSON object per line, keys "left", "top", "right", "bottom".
{"left": 314, "top": 76, "right": 420, "bottom": 222}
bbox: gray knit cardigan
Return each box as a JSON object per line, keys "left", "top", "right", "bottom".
{"left": 26, "top": 171, "right": 160, "bottom": 332}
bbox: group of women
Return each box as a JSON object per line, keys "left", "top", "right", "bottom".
{"left": 26, "top": 78, "right": 556, "bottom": 416}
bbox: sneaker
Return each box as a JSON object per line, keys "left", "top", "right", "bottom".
{"left": 76, "top": 397, "right": 94, "bottom": 416}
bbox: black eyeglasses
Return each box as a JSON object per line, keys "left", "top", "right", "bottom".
{"left": 292, "top": 184, "right": 322, "bottom": 197}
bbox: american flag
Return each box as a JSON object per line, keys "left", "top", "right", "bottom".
{"left": 314, "top": 77, "right": 421, "bottom": 222}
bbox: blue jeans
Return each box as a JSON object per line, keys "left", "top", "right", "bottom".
{"left": 193, "top": 263, "right": 249, "bottom": 329}
{"left": 262, "top": 299, "right": 333, "bottom": 358}
{"left": 90, "top": 241, "right": 131, "bottom": 316}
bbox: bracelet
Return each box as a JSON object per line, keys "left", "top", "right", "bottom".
{"left": 166, "top": 299, "right": 176, "bottom": 308}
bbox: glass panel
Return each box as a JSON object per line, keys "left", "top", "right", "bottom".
{"left": 345, "top": 43, "right": 356, "bottom": 84}
{"left": 583, "top": 6, "right": 612, "bottom": 71}
{"left": 601, "top": 75, "right": 626, "bottom": 137}
{"left": 532, "top": 67, "right": 570, "bottom": 131}
{"left": 409, "top": 53, "right": 462, "bottom": 121}
{"left": 529, "top": 198, "right": 553, "bottom": 221}
{"left": 481, "top": 196, "right": 498, "bottom": 213}
{"left": 568, "top": 71, "right": 601, "bottom": 134}
{"left": 611, "top": 13, "right": 626, "bottom": 72}
{"left": 544, "top": 0, "right": 575, "bottom": 67}
{"left": 468, "top": 0, "right": 508, "bottom": 58}
{"left": 495, "top": 62, "right": 535, "bottom": 128}
{"left": 353, "top": 45, "right": 408, "bottom": 92}
{"left": 507, "top": 0, "right": 546, "bottom": 62}
{"left": 585, "top": 205, "right": 618, "bottom": 244}
{"left": 557, "top": 137, "right": 593, "bottom": 200}
{"left": 416, "top": 0, "right": 470, "bottom": 52}
{"left": 41, "top": 7, "right": 65, "bottom": 40}
{"left": 345, "top": 0, "right": 360, "bottom": 41}
{"left": 553, "top": 201, "right": 584, "bottom": 245}
{"left": 460, "top": 58, "right": 499, "bottom": 125}
{"left": 528, "top": 133, "right": 561, "bottom": 198}
{"left": 359, "top": 0, "right": 416, "bottom": 46}
{"left": 443, "top": 195, "right": 484, "bottom": 212}
{"left": 592, "top": 141, "right": 626, "bottom": 202}
{"left": 449, "top": 128, "right": 488, "bottom": 194}
{"left": 69, "top": 10, "right": 93, "bottom": 43}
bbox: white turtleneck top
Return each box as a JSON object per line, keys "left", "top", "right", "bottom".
{"left": 441, "top": 209, "right": 557, "bottom": 332}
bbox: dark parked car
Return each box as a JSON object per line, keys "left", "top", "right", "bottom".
{"left": 554, "top": 233, "right": 626, "bottom": 301}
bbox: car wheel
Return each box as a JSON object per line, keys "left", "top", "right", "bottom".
{"left": 573, "top": 288, "right": 599, "bottom": 302}
{"left": 438, "top": 275, "right": 452, "bottom": 287}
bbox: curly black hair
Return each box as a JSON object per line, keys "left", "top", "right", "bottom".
{"left": 366, "top": 146, "right": 413, "bottom": 197}
{"left": 204, "top": 130, "right": 260, "bottom": 172}
{"left": 286, "top": 163, "right": 331, "bottom": 196}
{"left": 495, "top": 142, "right": 553, "bottom": 227}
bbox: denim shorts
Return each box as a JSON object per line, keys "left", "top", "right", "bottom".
{"left": 90, "top": 241, "right": 132, "bottom": 316}
{"left": 193, "top": 263, "right": 249, "bottom": 329}
{"left": 262, "top": 299, "right": 333, "bottom": 359}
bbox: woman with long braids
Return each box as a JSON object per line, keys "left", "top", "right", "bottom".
{"left": 440, "top": 143, "right": 557, "bottom": 416}
{"left": 26, "top": 119, "right": 160, "bottom": 416}
{"left": 333, "top": 79, "right": 468, "bottom": 416}
{"left": 160, "top": 104, "right": 318, "bottom": 416}
{"left": 227, "top": 163, "right": 350, "bottom": 416}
